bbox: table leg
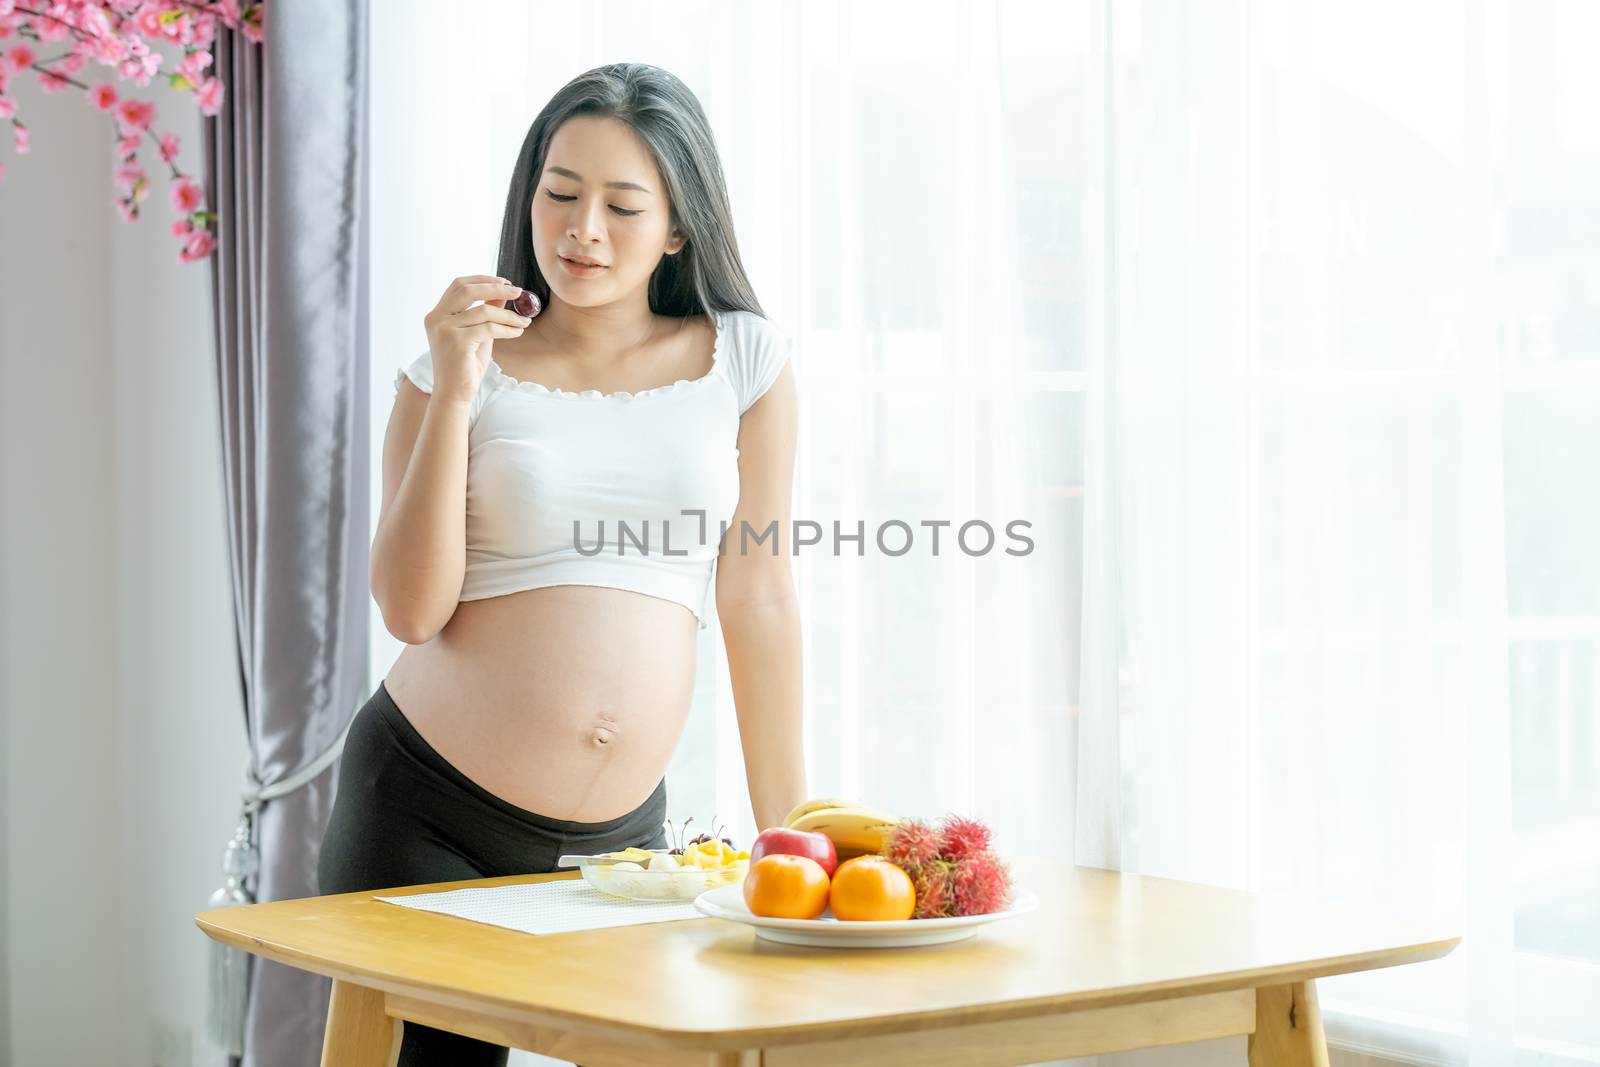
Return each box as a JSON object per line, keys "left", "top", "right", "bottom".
{"left": 1248, "top": 980, "right": 1330, "bottom": 1067}
{"left": 321, "top": 979, "right": 400, "bottom": 1067}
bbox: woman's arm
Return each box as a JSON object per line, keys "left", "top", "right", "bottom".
{"left": 371, "top": 382, "right": 471, "bottom": 644}
{"left": 716, "top": 359, "right": 806, "bottom": 831}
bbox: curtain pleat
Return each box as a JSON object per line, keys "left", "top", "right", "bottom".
{"left": 202, "top": 2, "right": 370, "bottom": 1064}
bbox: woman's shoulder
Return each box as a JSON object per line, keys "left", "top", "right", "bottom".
{"left": 717, "top": 307, "right": 783, "bottom": 337}
{"left": 716, "top": 308, "right": 792, "bottom": 361}
{"left": 715, "top": 309, "right": 792, "bottom": 414}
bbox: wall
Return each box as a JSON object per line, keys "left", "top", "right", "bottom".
{"left": 1, "top": 89, "right": 247, "bottom": 1067}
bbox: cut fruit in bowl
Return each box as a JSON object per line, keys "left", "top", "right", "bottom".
{"left": 557, "top": 820, "right": 752, "bottom": 901}
{"left": 577, "top": 858, "right": 749, "bottom": 901}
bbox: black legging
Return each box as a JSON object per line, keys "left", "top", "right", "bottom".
{"left": 317, "top": 678, "right": 669, "bottom": 1067}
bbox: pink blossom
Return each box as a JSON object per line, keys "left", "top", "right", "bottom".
{"left": 38, "top": 69, "right": 70, "bottom": 94}
{"left": 179, "top": 227, "right": 217, "bottom": 263}
{"left": 115, "top": 97, "right": 155, "bottom": 132}
{"left": 59, "top": 53, "right": 86, "bottom": 75}
{"left": 13, "top": 123, "right": 28, "bottom": 154}
{"left": 119, "top": 50, "right": 161, "bottom": 88}
{"left": 135, "top": 8, "right": 162, "bottom": 36}
{"left": 158, "top": 131, "right": 179, "bottom": 162}
{"left": 177, "top": 49, "right": 211, "bottom": 80}
{"left": 170, "top": 176, "right": 202, "bottom": 213}
{"left": 77, "top": 6, "right": 112, "bottom": 38}
{"left": 32, "top": 11, "right": 72, "bottom": 43}
{"left": 94, "top": 34, "right": 128, "bottom": 64}
{"left": 115, "top": 162, "right": 146, "bottom": 193}
{"left": 6, "top": 43, "right": 34, "bottom": 73}
{"left": 218, "top": 0, "right": 242, "bottom": 24}
{"left": 196, "top": 76, "right": 222, "bottom": 116}
{"left": 117, "top": 132, "right": 141, "bottom": 157}
{"left": 171, "top": 217, "right": 192, "bottom": 238}
{"left": 183, "top": 47, "right": 214, "bottom": 76}
{"left": 0, "top": 0, "right": 15, "bottom": 18}
{"left": 0, "top": 95, "right": 14, "bottom": 119}
{"left": 89, "top": 82, "right": 119, "bottom": 110}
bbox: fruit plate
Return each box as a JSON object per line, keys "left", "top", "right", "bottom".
{"left": 692, "top": 885, "right": 1039, "bottom": 947}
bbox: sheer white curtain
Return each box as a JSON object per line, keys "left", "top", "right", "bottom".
{"left": 369, "top": 0, "right": 1073, "bottom": 861}
{"left": 369, "top": 12, "right": 1075, "bottom": 1067}
{"left": 1078, "top": 1, "right": 1600, "bottom": 1065}
{"left": 370, "top": 2, "right": 1597, "bottom": 1066}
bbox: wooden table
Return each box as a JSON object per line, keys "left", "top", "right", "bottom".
{"left": 194, "top": 856, "right": 1459, "bottom": 1066}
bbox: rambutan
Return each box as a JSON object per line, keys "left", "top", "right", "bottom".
{"left": 950, "top": 851, "right": 1013, "bottom": 916}
{"left": 910, "top": 858, "right": 957, "bottom": 919}
{"left": 882, "top": 817, "right": 944, "bottom": 871}
{"left": 937, "top": 813, "right": 994, "bottom": 861}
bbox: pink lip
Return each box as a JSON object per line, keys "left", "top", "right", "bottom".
{"left": 560, "top": 255, "right": 608, "bottom": 277}
{"left": 560, "top": 254, "right": 606, "bottom": 267}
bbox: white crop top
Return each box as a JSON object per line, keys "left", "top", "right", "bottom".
{"left": 393, "top": 308, "right": 792, "bottom": 630}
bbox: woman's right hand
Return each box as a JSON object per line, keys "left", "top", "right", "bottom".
{"left": 422, "top": 275, "right": 535, "bottom": 406}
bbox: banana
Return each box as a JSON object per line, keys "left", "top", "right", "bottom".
{"left": 780, "top": 796, "right": 861, "bottom": 829}
{"left": 787, "top": 804, "right": 901, "bottom": 854}
{"left": 834, "top": 845, "right": 880, "bottom": 863}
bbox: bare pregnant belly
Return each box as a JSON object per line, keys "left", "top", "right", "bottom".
{"left": 382, "top": 585, "right": 700, "bottom": 823}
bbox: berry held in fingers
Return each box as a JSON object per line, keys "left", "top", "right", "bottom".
{"left": 510, "top": 288, "right": 541, "bottom": 318}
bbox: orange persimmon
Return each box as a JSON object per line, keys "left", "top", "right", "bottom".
{"left": 743, "top": 854, "right": 831, "bottom": 919}
{"left": 827, "top": 856, "right": 916, "bottom": 921}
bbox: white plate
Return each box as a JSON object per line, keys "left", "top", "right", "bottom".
{"left": 693, "top": 884, "right": 1039, "bottom": 947}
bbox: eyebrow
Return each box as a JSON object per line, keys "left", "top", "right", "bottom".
{"left": 545, "top": 166, "right": 652, "bottom": 194}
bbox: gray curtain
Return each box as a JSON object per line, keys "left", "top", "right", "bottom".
{"left": 201, "top": 1, "right": 370, "bottom": 1064}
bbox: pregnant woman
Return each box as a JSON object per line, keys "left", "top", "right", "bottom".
{"left": 318, "top": 63, "right": 805, "bottom": 1067}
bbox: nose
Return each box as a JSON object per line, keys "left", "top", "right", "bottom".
{"left": 565, "top": 195, "right": 606, "bottom": 245}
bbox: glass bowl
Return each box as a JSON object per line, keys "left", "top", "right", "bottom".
{"left": 579, "top": 858, "right": 749, "bottom": 901}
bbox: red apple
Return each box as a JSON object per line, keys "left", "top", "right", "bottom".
{"left": 749, "top": 827, "right": 838, "bottom": 879}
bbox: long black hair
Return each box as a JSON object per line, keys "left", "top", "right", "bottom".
{"left": 497, "top": 63, "right": 765, "bottom": 322}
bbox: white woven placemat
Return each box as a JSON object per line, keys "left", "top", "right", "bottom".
{"left": 374, "top": 879, "right": 705, "bottom": 935}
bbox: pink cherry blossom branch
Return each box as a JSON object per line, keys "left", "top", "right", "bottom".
{"left": 16, "top": 50, "right": 199, "bottom": 230}
{"left": 1, "top": 1, "right": 266, "bottom": 263}
{"left": 3, "top": 48, "right": 192, "bottom": 247}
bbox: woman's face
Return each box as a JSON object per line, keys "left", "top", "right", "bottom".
{"left": 531, "top": 115, "right": 685, "bottom": 306}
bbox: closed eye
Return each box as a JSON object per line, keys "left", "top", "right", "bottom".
{"left": 544, "top": 189, "right": 642, "bottom": 217}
